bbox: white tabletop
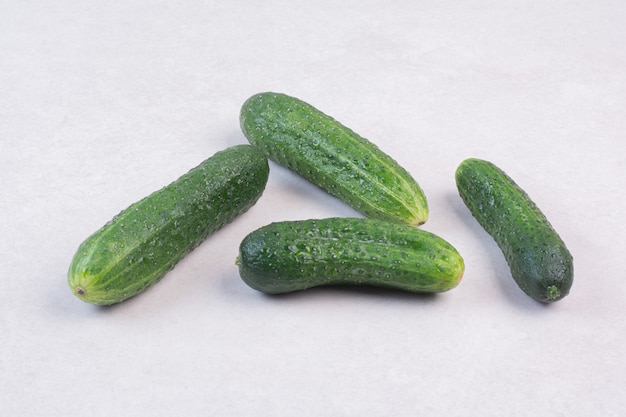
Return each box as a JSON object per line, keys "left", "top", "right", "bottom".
{"left": 2, "top": 1, "right": 625, "bottom": 416}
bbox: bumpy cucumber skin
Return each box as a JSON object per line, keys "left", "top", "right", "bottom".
{"left": 455, "top": 158, "right": 573, "bottom": 303}
{"left": 240, "top": 92, "right": 428, "bottom": 226}
{"left": 237, "top": 217, "right": 464, "bottom": 295}
{"left": 68, "top": 145, "right": 269, "bottom": 305}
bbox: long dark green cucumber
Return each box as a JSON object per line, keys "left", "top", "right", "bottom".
{"left": 240, "top": 92, "right": 428, "bottom": 226}
{"left": 236, "top": 217, "right": 464, "bottom": 295}
{"left": 68, "top": 144, "right": 269, "bottom": 305}
{"left": 455, "top": 158, "right": 573, "bottom": 303}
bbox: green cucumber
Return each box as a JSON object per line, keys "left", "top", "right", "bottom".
{"left": 240, "top": 92, "right": 428, "bottom": 226}
{"left": 68, "top": 144, "right": 269, "bottom": 305}
{"left": 455, "top": 158, "right": 573, "bottom": 303}
{"left": 236, "top": 217, "right": 464, "bottom": 295}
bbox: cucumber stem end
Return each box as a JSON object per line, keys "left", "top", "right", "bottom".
{"left": 546, "top": 285, "right": 561, "bottom": 301}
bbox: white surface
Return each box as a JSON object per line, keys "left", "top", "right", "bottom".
{"left": 1, "top": 1, "right": 625, "bottom": 416}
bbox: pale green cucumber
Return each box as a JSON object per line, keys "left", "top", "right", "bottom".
{"left": 68, "top": 145, "right": 269, "bottom": 305}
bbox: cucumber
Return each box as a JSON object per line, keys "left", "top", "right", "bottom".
{"left": 240, "top": 92, "right": 428, "bottom": 226}
{"left": 455, "top": 158, "right": 573, "bottom": 303}
{"left": 236, "top": 217, "right": 464, "bottom": 295}
{"left": 68, "top": 144, "right": 269, "bottom": 305}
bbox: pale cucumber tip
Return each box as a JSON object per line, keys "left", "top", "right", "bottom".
{"left": 409, "top": 211, "right": 428, "bottom": 227}
{"left": 68, "top": 272, "right": 99, "bottom": 304}
{"left": 70, "top": 284, "right": 90, "bottom": 303}
{"left": 545, "top": 285, "right": 561, "bottom": 302}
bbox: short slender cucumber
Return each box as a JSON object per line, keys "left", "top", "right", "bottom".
{"left": 455, "top": 158, "right": 573, "bottom": 303}
{"left": 240, "top": 92, "right": 428, "bottom": 226}
{"left": 68, "top": 144, "right": 269, "bottom": 305}
{"left": 236, "top": 217, "right": 464, "bottom": 295}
